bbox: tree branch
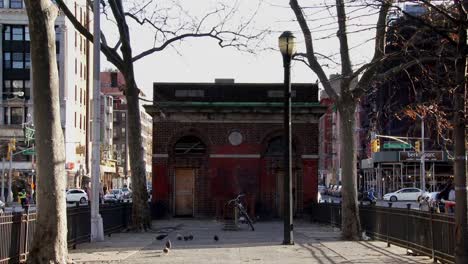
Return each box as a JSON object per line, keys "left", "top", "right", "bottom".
{"left": 289, "top": 0, "right": 336, "bottom": 100}
{"left": 352, "top": 0, "right": 390, "bottom": 98}
{"left": 55, "top": 0, "right": 124, "bottom": 69}
{"left": 335, "top": 0, "right": 352, "bottom": 81}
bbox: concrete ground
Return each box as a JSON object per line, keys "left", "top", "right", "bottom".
{"left": 70, "top": 219, "right": 433, "bottom": 264}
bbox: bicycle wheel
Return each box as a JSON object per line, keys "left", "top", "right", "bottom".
{"left": 239, "top": 208, "right": 255, "bottom": 231}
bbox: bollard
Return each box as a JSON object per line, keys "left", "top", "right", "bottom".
{"left": 429, "top": 207, "right": 436, "bottom": 262}
{"left": 386, "top": 203, "right": 392, "bottom": 247}
{"left": 406, "top": 203, "right": 411, "bottom": 254}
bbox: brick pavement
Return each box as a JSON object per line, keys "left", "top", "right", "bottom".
{"left": 70, "top": 219, "right": 433, "bottom": 264}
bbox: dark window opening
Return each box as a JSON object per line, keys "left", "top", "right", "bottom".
{"left": 174, "top": 136, "right": 206, "bottom": 155}
{"left": 265, "top": 136, "right": 296, "bottom": 156}
{"left": 111, "top": 72, "right": 118, "bottom": 87}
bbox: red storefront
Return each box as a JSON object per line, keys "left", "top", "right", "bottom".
{"left": 144, "top": 81, "right": 326, "bottom": 218}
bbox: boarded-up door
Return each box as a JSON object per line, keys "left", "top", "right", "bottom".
{"left": 175, "top": 169, "right": 194, "bottom": 216}
{"left": 277, "top": 170, "right": 297, "bottom": 217}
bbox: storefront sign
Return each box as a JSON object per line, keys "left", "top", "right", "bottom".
{"left": 399, "top": 151, "right": 443, "bottom": 162}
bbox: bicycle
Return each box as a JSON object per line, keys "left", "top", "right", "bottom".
{"left": 226, "top": 194, "right": 255, "bottom": 231}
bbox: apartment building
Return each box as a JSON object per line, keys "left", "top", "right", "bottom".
{"left": 100, "top": 71, "right": 153, "bottom": 189}
{"left": 0, "top": 0, "right": 93, "bottom": 191}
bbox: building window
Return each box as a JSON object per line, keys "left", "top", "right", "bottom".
{"left": 121, "top": 127, "right": 125, "bottom": 134}
{"left": 174, "top": 136, "right": 206, "bottom": 155}
{"left": 9, "top": 0, "right": 23, "bottom": 9}
{"left": 10, "top": 107, "right": 23, "bottom": 125}
{"left": 74, "top": 112, "right": 77, "bottom": 128}
{"left": 113, "top": 129, "right": 117, "bottom": 138}
{"left": 3, "top": 26, "right": 11, "bottom": 40}
{"left": 12, "top": 26, "right": 23, "bottom": 40}
{"left": 24, "top": 26, "right": 29, "bottom": 41}
{"left": 111, "top": 72, "right": 118, "bottom": 87}
{"left": 12, "top": 52, "right": 24, "bottom": 68}
{"left": 79, "top": 114, "right": 82, "bottom": 129}
{"left": 74, "top": 85, "right": 77, "bottom": 101}
{"left": 25, "top": 53, "right": 30, "bottom": 68}
{"left": 3, "top": 52, "right": 11, "bottom": 69}
{"left": 0, "top": 1, "right": 3, "bottom": 8}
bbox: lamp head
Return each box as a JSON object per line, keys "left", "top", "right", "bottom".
{"left": 278, "top": 31, "right": 297, "bottom": 57}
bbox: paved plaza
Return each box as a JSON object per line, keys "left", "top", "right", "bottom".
{"left": 70, "top": 219, "right": 433, "bottom": 263}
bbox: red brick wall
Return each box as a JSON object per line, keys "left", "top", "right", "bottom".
{"left": 152, "top": 121, "right": 319, "bottom": 218}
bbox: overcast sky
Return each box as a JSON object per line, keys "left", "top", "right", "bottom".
{"left": 100, "top": 0, "right": 380, "bottom": 98}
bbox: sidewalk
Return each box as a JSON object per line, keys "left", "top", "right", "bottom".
{"left": 70, "top": 219, "right": 433, "bottom": 263}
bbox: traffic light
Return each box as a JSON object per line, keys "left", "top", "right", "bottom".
{"left": 415, "top": 140, "right": 420, "bottom": 152}
{"left": 6, "top": 138, "right": 16, "bottom": 160}
{"left": 371, "top": 139, "right": 381, "bottom": 153}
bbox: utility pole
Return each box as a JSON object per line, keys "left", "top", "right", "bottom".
{"left": 1, "top": 158, "right": 5, "bottom": 202}
{"left": 420, "top": 116, "right": 425, "bottom": 192}
{"left": 7, "top": 140, "right": 14, "bottom": 203}
{"left": 91, "top": 0, "right": 104, "bottom": 242}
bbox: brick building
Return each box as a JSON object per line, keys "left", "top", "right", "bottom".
{"left": 144, "top": 80, "right": 326, "bottom": 218}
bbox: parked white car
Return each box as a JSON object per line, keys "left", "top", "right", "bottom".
{"left": 383, "top": 188, "right": 423, "bottom": 202}
{"left": 104, "top": 189, "right": 124, "bottom": 203}
{"left": 66, "top": 189, "right": 88, "bottom": 204}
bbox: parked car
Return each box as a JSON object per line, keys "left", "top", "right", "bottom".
{"left": 332, "top": 185, "right": 342, "bottom": 197}
{"left": 383, "top": 188, "right": 423, "bottom": 202}
{"left": 66, "top": 189, "right": 88, "bottom": 204}
{"left": 326, "top": 185, "right": 335, "bottom": 195}
{"left": 318, "top": 185, "right": 326, "bottom": 195}
{"left": 104, "top": 189, "right": 124, "bottom": 203}
{"left": 121, "top": 187, "right": 132, "bottom": 200}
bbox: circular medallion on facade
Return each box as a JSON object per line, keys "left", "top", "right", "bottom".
{"left": 228, "top": 131, "right": 243, "bottom": 146}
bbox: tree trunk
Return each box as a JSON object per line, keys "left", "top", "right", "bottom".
{"left": 453, "top": 7, "right": 468, "bottom": 262}
{"left": 24, "top": 1, "right": 68, "bottom": 263}
{"left": 338, "top": 95, "right": 361, "bottom": 240}
{"left": 124, "top": 77, "right": 151, "bottom": 230}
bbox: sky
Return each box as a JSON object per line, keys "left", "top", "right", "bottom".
{"left": 100, "top": 0, "right": 380, "bottom": 99}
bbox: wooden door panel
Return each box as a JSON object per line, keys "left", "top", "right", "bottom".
{"left": 175, "top": 169, "right": 194, "bottom": 216}
{"left": 277, "top": 170, "right": 297, "bottom": 217}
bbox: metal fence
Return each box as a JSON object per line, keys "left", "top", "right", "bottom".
{"left": 310, "top": 202, "right": 455, "bottom": 264}
{"left": 0, "top": 203, "right": 132, "bottom": 263}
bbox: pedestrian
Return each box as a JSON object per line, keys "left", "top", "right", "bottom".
{"left": 18, "top": 189, "right": 27, "bottom": 207}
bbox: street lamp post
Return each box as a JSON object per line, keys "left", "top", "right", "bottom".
{"left": 279, "top": 31, "right": 296, "bottom": 245}
{"left": 416, "top": 114, "right": 425, "bottom": 192}
{"left": 91, "top": 0, "right": 104, "bottom": 242}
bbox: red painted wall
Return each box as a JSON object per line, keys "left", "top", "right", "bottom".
{"left": 303, "top": 159, "right": 318, "bottom": 205}
{"left": 152, "top": 163, "right": 169, "bottom": 203}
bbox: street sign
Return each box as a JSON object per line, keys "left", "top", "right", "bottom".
{"left": 23, "top": 149, "right": 36, "bottom": 155}
{"left": 383, "top": 142, "right": 411, "bottom": 149}
{"left": 399, "top": 151, "right": 444, "bottom": 162}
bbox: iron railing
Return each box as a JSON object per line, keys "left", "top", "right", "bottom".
{"left": 310, "top": 202, "right": 455, "bottom": 264}
{"left": 0, "top": 203, "right": 132, "bottom": 263}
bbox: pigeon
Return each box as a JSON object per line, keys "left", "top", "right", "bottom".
{"left": 163, "top": 247, "right": 169, "bottom": 254}
{"left": 214, "top": 235, "right": 219, "bottom": 242}
{"left": 165, "top": 240, "right": 172, "bottom": 249}
{"left": 188, "top": 234, "right": 193, "bottom": 240}
{"left": 156, "top": 234, "right": 168, "bottom": 240}
{"left": 177, "top": 234, "right": 182, "bottom": 241}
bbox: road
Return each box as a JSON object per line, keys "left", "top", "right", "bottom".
{"left": 320, "top": 195, "right": 420, "bottom": 210}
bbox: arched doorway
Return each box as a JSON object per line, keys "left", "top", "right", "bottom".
{"left": 173, "top": 135, "right": 207, "bottom": 216}
{"left": 264, "top": 136, "right": 299, "bottom": 217}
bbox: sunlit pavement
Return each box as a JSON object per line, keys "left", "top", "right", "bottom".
{"left": 70, "top": 219, "right": 433, "bottom": 263}
{"left": 320, "top": 195, "right": 420, "bottom": 210}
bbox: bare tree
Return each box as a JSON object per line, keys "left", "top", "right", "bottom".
{"left": 55, "top": 0, "right": 262, "bottom": 229}
{"left": 289, "top": 0, "right": 392, "bottom": 240}
{"left": 24, "top": 0, "right": 69, "bottom": 262}
{"left": 390, "top": 2, "right": 467, "bottom": 261}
